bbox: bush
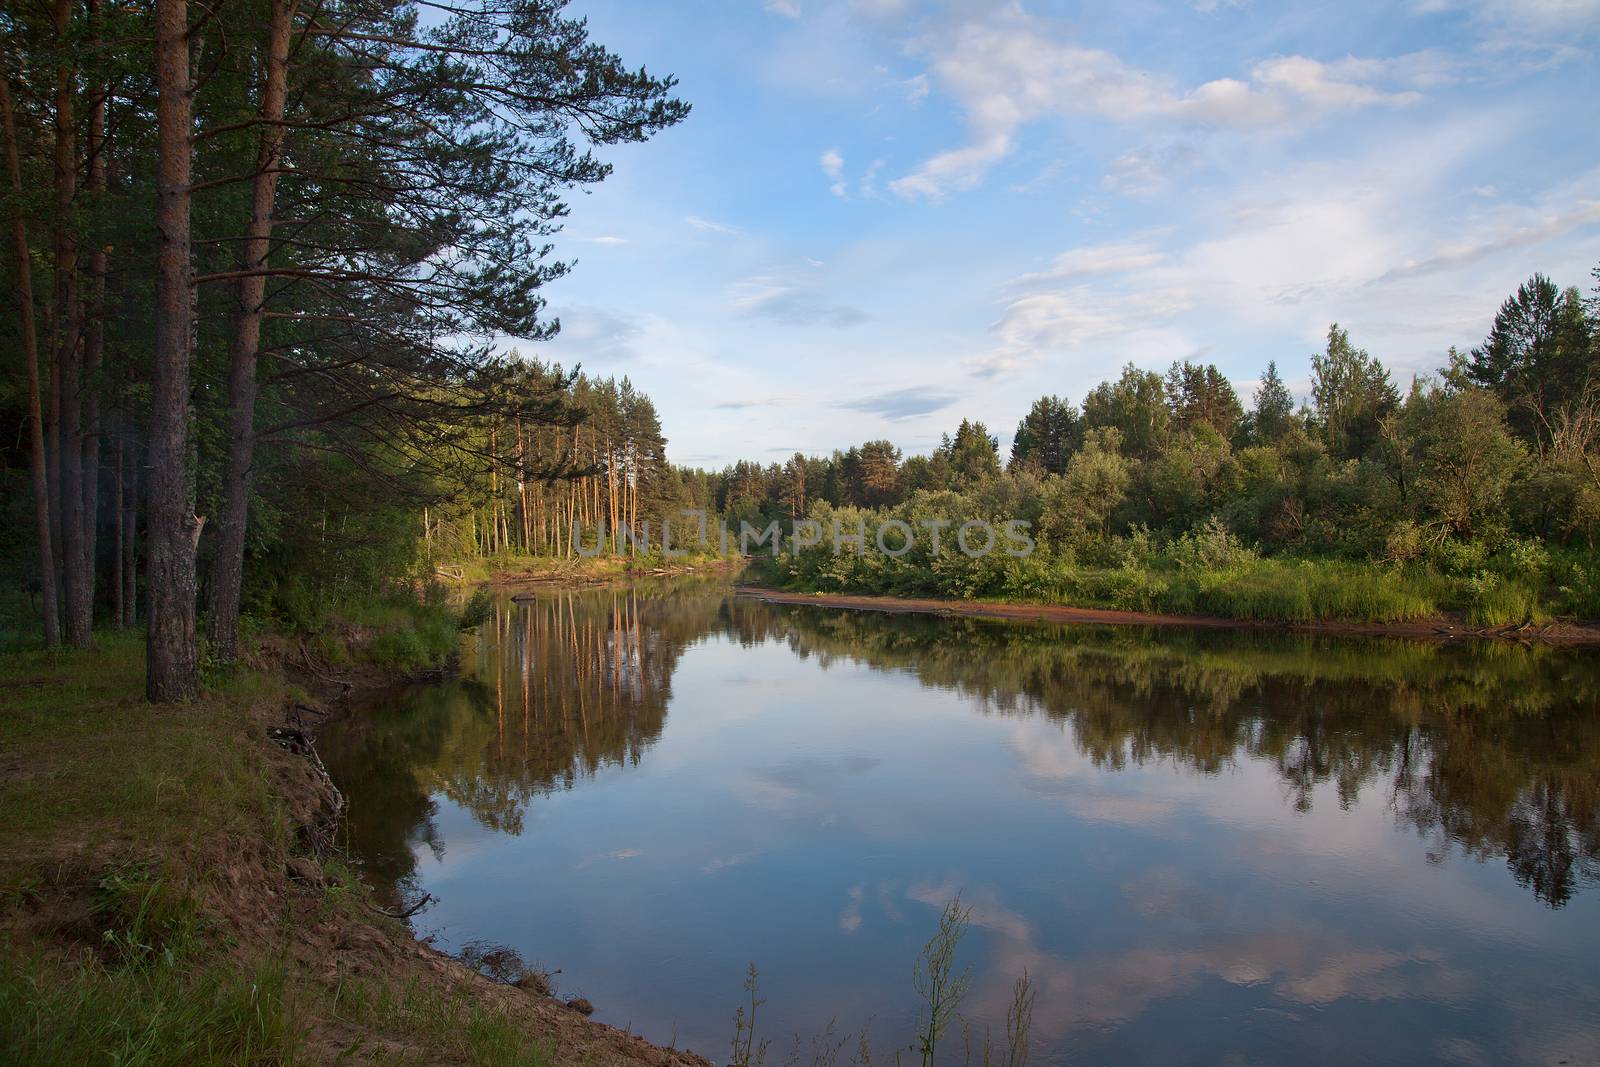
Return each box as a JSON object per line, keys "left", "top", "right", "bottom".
{"left": 1169, "top": 518, "right": 1256, "bottom": 572}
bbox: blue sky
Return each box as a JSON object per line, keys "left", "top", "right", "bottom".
{"left": 527, "top": 0, "right": 1599, "bottom": 468}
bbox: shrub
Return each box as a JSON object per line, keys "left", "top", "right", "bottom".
{"left": 1170, "top": 518, "right": 1257, "bottom": 572}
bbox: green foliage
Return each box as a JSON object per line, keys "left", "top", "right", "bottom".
{"left": 0, "top": 942, "right": 299, "bottom": 1065}
{"left": 1082, "top": 364, "right": 1169, "bottom": 457}
{"left": 1169, "top": 517, "right": 1257, "bottom": 572}
{"left": 1009, "top": 395, "right": 1080, "bottom": 474}
{"left": 1246, "top": 361, "right": 1297, "bottom": 445}
{"left": 1311, "top": 323, "right": 1400, "bottom": 460}
{"left": 353, "top": 599, "right": 461, "bottom": 673}
{"left": 459, "top": 586, "right": 495, "bottom": 631}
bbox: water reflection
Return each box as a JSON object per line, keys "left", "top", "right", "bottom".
{"left": 319, "top": 581, "right": 1600, "bottom": 1064}
{"left": 749, "top": 608, "right": 1600, "bottom": 908}
{"left": 327, "top": 582, "right": 726, "bottom": 901}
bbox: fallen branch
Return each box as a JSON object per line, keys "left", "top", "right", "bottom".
{"left": 370, "top": 892, "right": 434, "bottom": 919}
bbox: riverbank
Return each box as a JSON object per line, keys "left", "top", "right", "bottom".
{"left": 0, "top": 622, "right": 711, "bottom": 1065}
{"left": 737, "top": 585, "right": 1600, "bottom": 645}
{"left": 437, "top": 552, "right": 744, "bottom": 591}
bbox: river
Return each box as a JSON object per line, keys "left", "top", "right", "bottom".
{"left": 318, "top": 579, "right": 1600, "bottom": 1065}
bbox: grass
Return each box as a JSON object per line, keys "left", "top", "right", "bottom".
{"left": 0, "top": 632, "right": 289, "bottom": 874}
{"left": 764, "top": 550, "right": 1572, "bottom": 627}
{"left": 0, "top": 635, "right": 306, "bottom": 1064}
{"left": 1, "top": 943, "right": 299, "bottom": 1064}
{"left": 330, "top": 977, "right": 554, "bottom": 1067}
{"left": 0, "top": 613, "right": 594, "bottom": 1065}
{"left": 323, "top": 595, "right": 462, "bottom": 673}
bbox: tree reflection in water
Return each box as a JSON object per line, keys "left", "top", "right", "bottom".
{"left": 321, "top": 580, "right": 1600, "bottom": 909}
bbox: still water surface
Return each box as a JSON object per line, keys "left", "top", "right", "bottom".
{"left": 319, "top": 581, "right": 1600, "bottom": 1065}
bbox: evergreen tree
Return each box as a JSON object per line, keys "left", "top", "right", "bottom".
{"left": 1468, "top": 274, "right": 1591, "bottom": 447}
{"left": 1165, "top": 361, "right": 1243, "bottom": 440}
{"left": 939, "top": 420, "right": 1001, "bottom": 491}
{"left": 1249, "top": 361, "right": 1296, "bottom": 444}
{"left": 1010, "top": 395, "right": 1080, "bottom": 474}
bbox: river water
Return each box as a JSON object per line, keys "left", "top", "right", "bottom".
{"left": 318, "top": 580, "right": 1600, "bottom": 1065}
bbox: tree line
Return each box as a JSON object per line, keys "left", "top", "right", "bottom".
{"left": 695, "top": 270, "right": 1600, "bottom": 568}
{"left": 0, "top": 0, "right": 687, "bottom": 698}
{"left": 422, "top": 366, "right": 700, "bottom": 563}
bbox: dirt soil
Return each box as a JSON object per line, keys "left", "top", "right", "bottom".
{"left": 736, "top": 586, "right": 1600, "bottom": 646}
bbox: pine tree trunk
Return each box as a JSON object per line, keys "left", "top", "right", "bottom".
{"left": 81, "top": 24, "right": 107, "bottom": 635}
{"left": 123, "top": 438, "right": 138, "bottom": 627}
{"left": 207, "top": 0, "right": 296, "bottom": 664}
{"left": 54, "top": 0, "right": 89, "bottom": 647}
{"left": 113, "top": 435, "right": 124, "bottom": 629}
{"left": 0, "top": 73, "right": 60, "bottom": 647}
{"left": 147, "top": 0, "right": 199, "bottom": 701}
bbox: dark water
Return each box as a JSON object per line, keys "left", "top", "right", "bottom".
{"left": 319, "top": 581, "right": 1600, "bottom": 1065}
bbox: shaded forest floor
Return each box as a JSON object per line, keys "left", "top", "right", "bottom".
{"left": 0, "top": 625, "right": 713, "bottom": 1066}
{"left": 738, "top": 585, "right": 1600, "bottom": 646}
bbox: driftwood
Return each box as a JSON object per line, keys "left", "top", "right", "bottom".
{"left": 370, "top": 892, "right": 434, "bottom": 920}
{"left": 1432, "top": 617, "right": 1557, "bottom": 643}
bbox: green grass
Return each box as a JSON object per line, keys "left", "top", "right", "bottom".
{"left": 0, "top": 615, "right": 579, "bottom": 1065}
{"left": 318, "top": 595, "right": 464, "bottom": 673}
{"left": 0, "top": 633, "right": 288, "bottom": 874}
{"left": 1463, "top": 578, "right": 1546, "bottom": 628}
{"left": 329, "top": 977, "right": 554, "bottom": 1067}
{"left": 765, "top": 547, "right": 1583, "bottom": 627}
{"left": 0, "top": 943, "right": 299, "bottom": 1065}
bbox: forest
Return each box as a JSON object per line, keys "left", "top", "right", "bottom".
{"left": 0, "top": 0, "right": 692, "bottom": 699}
{"left": 701, "top": 273, "right": 1600, "bottom": 625}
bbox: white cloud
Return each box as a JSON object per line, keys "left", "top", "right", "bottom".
{"left": 820, "top": 148, "right": 848, "bottom": 197}
{"left": 891, "top": 8, "right": 1435, "bottom": 200}
{"left": 971, "top": 285, "right": 1193, "bottom": 379}
{"left": 685, "top": 214, "right": 742, "bottom": 236}
{"left": 764, "top": 0, "right": 801, "bottom": 18}
{"left": 1100, "top": 143, "right": 1200, "bottom": 197}
{"left": 1416, "top": 0, "right": 1600, "bottom": 30}
{"left": 1010, "top": 239, "right": 1169, "bottom": 287}
{"left": 972, "top": 110, "right": 1600, "bottom": 392}
{"left": 582, "top": 235, "right": 628, "bottom": 246}
{"left": 849, "top": 0, "right": 911, "bottom": 15}
{"left": 1380, "top": 199, "right": 1600, "bottom": 280}
{"left": 728, "top": 270, "right": 871, "bottom": 327}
